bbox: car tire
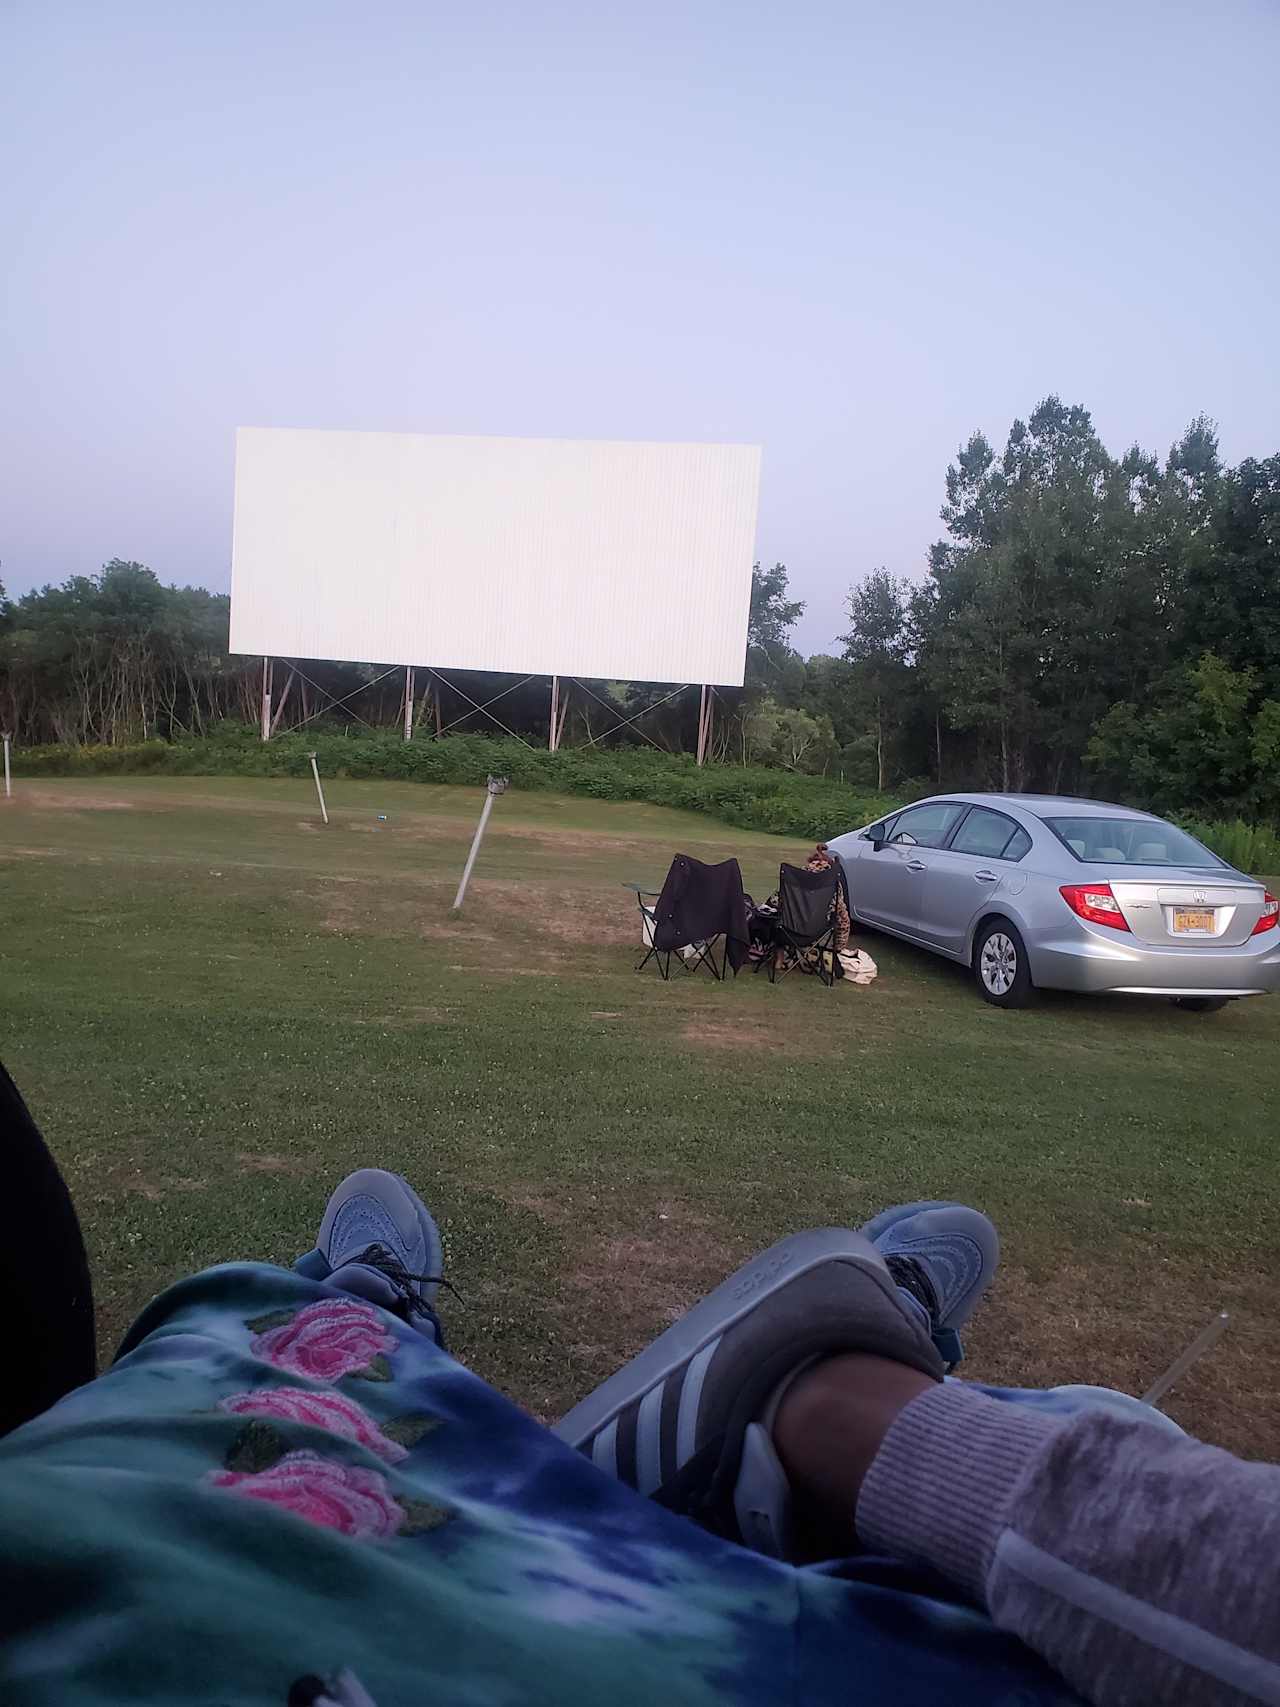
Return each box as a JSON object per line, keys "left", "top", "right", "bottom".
{"left": 973, "top": 920, "right": 1037, "bottom": 1008}
{"left": 1171, "top": 997, "right": 1231, "bottom": 1014}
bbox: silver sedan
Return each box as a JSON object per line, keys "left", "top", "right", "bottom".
{"left": 826, "top": 794, "right": 1280, "bottom": 1010}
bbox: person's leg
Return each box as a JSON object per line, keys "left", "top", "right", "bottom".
{"left": 0, "top": 1183, "right": 1070, "bottom": 1706}
{"left": 772, "top": 1349, "right": 1279, "bottom": 1707}
{"left": 0, "top": 1060, "right": 95, "bottom": 1436}
{"left": 558, "top": 1199, "right": 1187, "bottom": 1558}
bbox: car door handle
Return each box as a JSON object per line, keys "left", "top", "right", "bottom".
{"left": 905, "top": 860, "right": 927, "bottom": 873}
{"left": 974, "top": 870, "right": 999, "bottom": 883}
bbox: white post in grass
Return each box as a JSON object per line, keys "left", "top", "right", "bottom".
{"left": 308, "top": 751, "right": 329, "bottom": 825}
{"left": 1142, "top": 1310, "right": 1229, "bottom": 1410}
{"left": 2, "top": 733, "right": 10, "bottom": 799}
{"left": 453, "top": 774, "right": 508, "bottom": 911}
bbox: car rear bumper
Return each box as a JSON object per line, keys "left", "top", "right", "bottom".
{"left": 1030, "top": 925, "right": 1280, "bottom": 996}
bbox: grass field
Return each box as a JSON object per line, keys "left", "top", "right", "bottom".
{"left": 2, "top": 776, "right": 1277, "bottom": 1459}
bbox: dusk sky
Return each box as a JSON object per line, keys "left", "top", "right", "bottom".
{"left": 3, "top": 0, "right": 1277, "bottom": 657}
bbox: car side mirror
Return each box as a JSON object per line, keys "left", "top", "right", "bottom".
{"left": 867, "top": 823, "right": 887, "bottom": 850}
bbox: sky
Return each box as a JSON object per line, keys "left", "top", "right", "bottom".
{"left": 2, "top": 0, "right": 1278, "bottom": 657}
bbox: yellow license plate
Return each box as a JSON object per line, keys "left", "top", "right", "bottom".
{"left": 1173, "top": 909, "right": 1215, "bottom": 932}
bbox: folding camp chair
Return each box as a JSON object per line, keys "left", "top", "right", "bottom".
{"left": 767, "top": 863, "right": 839, "bottom": 987}
{"left": 624, "top": 881, "right": 725, "bottom": 980}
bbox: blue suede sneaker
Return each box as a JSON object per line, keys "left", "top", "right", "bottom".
{"left": 861, "top": 1200, "right": 999, "bottom": 1369}
{"left": 295, "top": 1169, "right": 446, "bottom": 1341}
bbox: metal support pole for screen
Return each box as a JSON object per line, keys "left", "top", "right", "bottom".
{"left": 260, "top": 657, "right": 273, "bottom": 742}
{"left": 453, "top": 775, "right": 508, "bottom": 911}
{"left": 2, "top": 733, "right": 11, "bottom": 800}
{"left": 404, "top": 666, "right": 415, "bottom": 740}
{"left": 549, "top": 675, "right": 560, "bottom": 751}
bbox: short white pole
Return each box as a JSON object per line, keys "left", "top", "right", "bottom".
{"left": 308, "top": 752, "right": 329, "bottom": 825}
{"left": 1142, "top": 1311, "right": 1229, "bottom": 1410}
{"left": 453, "top": 775, "right": 508, "bottom": 911}
{"left": 404, "top": 666, "right": 415, "bottom": 741}
{"left": 2, "top": 734, "right": 10, "bottom": 799}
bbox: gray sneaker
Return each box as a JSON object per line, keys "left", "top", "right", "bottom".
{"left": 861, "top": 1200, "right": 999, "bottom": 1369}
{"left": 554, "top": 1228, "right": 944, "bottom": 1556}
{"left": 310, "top": 1168, "right": 445, "bottom": 1328}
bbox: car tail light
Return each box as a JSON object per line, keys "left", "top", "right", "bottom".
{"left": 1060, "top": 882, "right": 1131, "bottom": 931}
{"left": 1252, "top": 892, "right": 1279, "bottom": 936}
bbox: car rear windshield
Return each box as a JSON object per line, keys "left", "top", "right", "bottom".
{"left": 1045, "top": 817, "right": 1225, "bottom": 868}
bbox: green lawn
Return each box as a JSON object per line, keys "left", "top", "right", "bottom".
{"left": 2, "top": 776, "right": 1277, "bottom": 1458}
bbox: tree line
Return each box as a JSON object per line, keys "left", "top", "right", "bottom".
{"left": 755, "top": 398, "right": 1279, "bottom": 822}
{"left": 2, "top": 395, "right": 1277, "bottom": 822}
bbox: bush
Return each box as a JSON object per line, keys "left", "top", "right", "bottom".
{"left": 11, "top": 724, "right": 897, "bottom": 842}
{"left": 1175, "top": 816, "right": 1280, "bottom": 876}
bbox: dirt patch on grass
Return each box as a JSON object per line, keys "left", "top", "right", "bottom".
{"left": 681, "top": 1017, "right": 785, "bottom": 1052}
{"left": 422, "top": 921, "right": 499, "bottom": 942}
{"left": 21, "top": 790, "right": 141, "bottom": 811}
{"left": 238, "top": 1153, "right": 315, "bottom": 1176}
{"left": 478, "top": 881, "right": 634, "bottom": 947}
{"left": 494, "top": 823, "right": 658, "bottom": 856}
{"left": 491, "top": 1188, "right": 740, "bottom": 1399}
{"left": 525, "top": 1202, "right": 744, "bottom": 1417}
{"left": 351, "top": 1005, "right": 454, "bottom": 1027}
{"left": 963, "top": 1260, "right": 1276, "bottom": 1460}
{"left": 96, "top": 1164, "right": 203, "bottom": 1202}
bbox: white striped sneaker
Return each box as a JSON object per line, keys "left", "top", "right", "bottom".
{"left": 553, "top": 1228, "right": 944, "bottom": 1556}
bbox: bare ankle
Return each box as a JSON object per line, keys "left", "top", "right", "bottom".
{"left": 772, "top": 1354, "right": 936, "bottom": 1559}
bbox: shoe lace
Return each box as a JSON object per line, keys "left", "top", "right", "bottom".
{"left": 354, "top": 1243, "right": 464, "bottom": 1315}
{"left": 885, "top": 1254, "right": 940, "bottom": 1325}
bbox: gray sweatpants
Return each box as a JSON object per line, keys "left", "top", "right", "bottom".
{"left": 859, "top": 1384, "right": 1280, "bottom": 1706}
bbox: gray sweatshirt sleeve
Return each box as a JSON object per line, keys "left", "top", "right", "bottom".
{"left": 856, "top": 1383, "right": 1280, "bottom": 1707}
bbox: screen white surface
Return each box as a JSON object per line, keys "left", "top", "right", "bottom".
{"left": 229, "top": 429, "right": 760, "bottom": 685}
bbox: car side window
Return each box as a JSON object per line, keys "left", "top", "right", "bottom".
{"left": 887, "top": 802, "right": 966, "bottom": 850}
{"left": 950, "top": 806, "right": 1028, "bottom": 861}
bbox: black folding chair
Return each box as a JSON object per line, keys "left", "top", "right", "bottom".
{"left": 767, "top": 863, "right": 839, "bottom": 987}
{"left": 624, "top": 881, "right": 724, "bottom": 981}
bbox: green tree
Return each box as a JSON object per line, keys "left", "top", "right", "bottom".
{"left": 1086, "top": 653, "right": 1280, "bottom": 819}
{"left": 842, "top": 569, "right": 911, "bottom": 791}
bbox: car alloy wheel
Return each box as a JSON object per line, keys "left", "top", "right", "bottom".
{"left": 980, "top": 932, "right": 1017, "bottom": 996}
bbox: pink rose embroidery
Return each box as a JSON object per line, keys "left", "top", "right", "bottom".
{"left": 209, "top": 1451, "right": 404, "bottom": 1539}
{"left": 250, "top": 1300, "right": 395, "bottom": 1382}
{"left": 220, "top": 1388, "right": 408, "bottom": 1463}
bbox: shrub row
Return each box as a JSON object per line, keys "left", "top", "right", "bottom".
{"left": 12, "top": 725, "right": 897, "bottom": 843}
{"left": 1177, "top": 816, "right": 1280, "bottom": 876}
{"left": 19, "top": 727, "right": 1276, "bottom": 868}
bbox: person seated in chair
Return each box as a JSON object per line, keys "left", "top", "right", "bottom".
{"left": 752, "top": 844, "right": 853, "bottom": 974}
